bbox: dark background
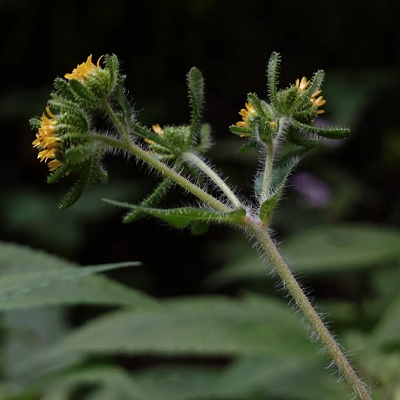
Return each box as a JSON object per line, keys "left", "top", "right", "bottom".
{"left": 1, "top": 0, "right": 399, "bottom": 302}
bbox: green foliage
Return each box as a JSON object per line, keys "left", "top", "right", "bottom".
{"left": 59, "top": 154, "right": 107, "bottom": 210}
{"left": 34, "top": 295, "right": 313, "bottom": 360}
{"left": 0, "top": 241, "right": 150, "bottom": 310}
{"left": 266, "top": 51, "right": 281, "bottom": 110}
{"left": 69, "top": 79, "right": 96, "bottom": 103}
{"left": 103, "top": 200, "right": 246, "bottom": 228}
{"left": 291, "top": 119, "right": 350, "bottom": 139}
{"left": 290, "top": 70, "right": 325, "bottom": 114}
{"left": 123, "top": 178, "right": 172, "bottom": 222}
{"left": 206, "top": 224, "right": 400, "bottom": 287}
{"left": 187, "top": 67, "right": 205, "bottom": 146}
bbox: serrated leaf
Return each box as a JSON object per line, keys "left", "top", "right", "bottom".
{"left": 229, "top": 125, "right": 252, "bottom": 136}
{"left": 69, "top": 79, "right": 95, "bottom": 102}
{"left": 267, "top": 52, "right": 281, "bottom": 110}
{"left": 53, "top": 77, "right": 76, "bottom": 103}
{"left": 291, "top": 119, "right": 350, "bottom": 139}
{"left": 123, "top": 178, "right": 172, "bottom": 223}
{"left": 105, "top": 54, "right": 119, "bottom": 91}
{"left": 287, "top": 130, "right": 319, "bottom": 148}
{"left": 247, "top": 93, "right": 266, "bottom": 117}
{"left": 256, "top": 148, "right": 300, "bottom": 213}
{"left": 290, "top": 70, "right": 325, "bottom": 114}
{"left": 37, "top": 294, "right": 313, "bottom": 360}
{"left": 0, "top": 241, "right": 153, "bottom": 310}
{"left": 47, "top": 165, "right": 68, "bottom": 183}
{"left": 103, "top": 201, "right": 247, "bottom": 228}
{"left": 65, "top": 145, "right": 93, "bottom": 162}
{"left": 59, "top": 157, "right": 96, "bottom": 210}
{"left": 187, "top": 67, "right": 204, "bottom": 145}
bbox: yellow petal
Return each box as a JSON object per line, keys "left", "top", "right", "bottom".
{"left": 48, "top": 159, "right": 62, "bottom": 171}
{"left": 236, "top": 121, "right": 246, "bottom": 127}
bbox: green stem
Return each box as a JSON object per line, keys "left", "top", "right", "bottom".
{"left": 93, "top": 134, "right": 230, "bottom": 213}
{"left": 246, "top": 220, "right": 372, "bottom": 400}
{"left": 182, "top": 152, "right": 242, "bottom": 208}
{"left": 260, "top": 143, "right": 275, "bottom": 200}
{"left": 101, "top": 98, "right": 128, "bottom": 138}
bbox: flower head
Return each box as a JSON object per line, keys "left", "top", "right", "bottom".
{"left": 152, "top": 124, "right": 163, "bottom": 134}
{"left": 295, "top": 77, "right": 310, "bottom": 92}
{"left": 32, "top": 107, "right": 62, "bottom": 171}
{"left": 310, "top": 90, "right": 326, "bottom": 114}
{"left": 65, "top": 55, "right": 103, "bottom": 81}
{"left": 145, "top": 124, "right": 164, "bottom": 145}
{"left": 236, "top": 102, "right": 256, "bottom": 127}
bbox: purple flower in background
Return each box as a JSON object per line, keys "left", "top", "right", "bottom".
{"left": 292, "top": 172, "right": 331, "bottom": 208}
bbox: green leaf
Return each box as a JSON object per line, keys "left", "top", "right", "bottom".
{"left": 103, "top": 201, "right": 247, "bottom": 228}
{"left": 370, "top": 295, "right": 400, "bottom": 348}
{"left": 65, "top": 145, "right": 93, "bottom": 162}
{"left": 237, "top": 140, "right": 257, "bottom": 155}
{"left": 33, "top": 366, "right": 145, "bottom": 400}
{"left": 229, "top": 125, "right": 252, "bottom": 137}
{"left": 187, "top": 67, "right": 204, "bottom": 145}
{"left": 247, "top": 93, "right": 266, "bottom": 117}
{"left": 53, "top": 77, "right": 76, "bottom": 103}
{"left": 195, "top": 123, "right": 212, "bottom": 153}
{"left": 105, "top": 54, "right": 119, "bottom": 91}
{"left": 59, "top": 157, "right": 98, "bottom": 210}
{"left": 0, "top": 241, "right": 153, "bottom": 310}
{"left": 47, "top": 165, "right": 68, "bottom": 183}
{"left": 206, "top": 224, "right": 400, "bottom": 288}
{"left": 291, "top": 119, "right": 350, "bottom": 139}
{"left": 257, "top": 149, "right": 301, "bottom": 221}
{"left": 37, "top": 294, "right": 314, "bottom": 360}
{"left": 190, "top": 221, "right": 209, "bottom": 236}
{"left": 282, "top": 224, "right": 400, "bottom": 273}
{"left": 267, "top": 52, "right": 281, "bottom": 110}
{"left": 113, "top": 77, "right": 135, "bottom": 129}
{"left": 68, "top": 79, "right": 95, "bottom": 102}
{"left": 290, "top": 70, "right": 325, "bottom": 114}
{"left": 259, "top": 190, "right": 282, "bottom": 223}
{"left": 287, "top": 130, "right": 320, "bottom": 148}
{"left": 123, "top": 178, "right": 172, "bottom": 223}
{"left": 218, "top": 355, "right": 349, "bottom": 400}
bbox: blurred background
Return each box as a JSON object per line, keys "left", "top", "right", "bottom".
{"left": 1, "top": 0, "right": 400, "bottom": 398}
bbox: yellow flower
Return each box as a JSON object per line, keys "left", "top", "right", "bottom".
{"left": 310, "top": 90, "right": 326, "bottom": 114}
{"left": 65, "top": 55, "right": 103, "bottom": 80}
{"left": 295, "top": 77, "right": 310, "bottom": 92}
{"left": 144, "top": 124, "right": 164, "bottom": 145}
{"left": 32, "top": 107, "right": 61, "bottom": 171}
{"left": 152, "top": 124, "right": 163, "bottom": 134}
{"left": 236, "top": 102, "right": 255, "bottom": 127}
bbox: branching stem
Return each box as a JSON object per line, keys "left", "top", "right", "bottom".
{"left": 182, "top": 152, "right": 242, "bottom": 208}
{"left": 245, "top": 220, "right": 372, "bottom": 400}
{"left": 96, "top": 100, "right": 231, "bottom": 213}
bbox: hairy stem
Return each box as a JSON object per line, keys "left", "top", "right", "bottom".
{"left": 260, "top": 143, "right": 275, "bottom": 200}
{"left": 101, "top": 98, "right": 128, "bottom": 138}
{"left": 246, "top": 220, "right": 372, "bottom": 400}
{"left": 182, "top": 152, "right": 242, "bottom": 208}
{"left": 93, "top": 134, "right": 230, "bottom": 213}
